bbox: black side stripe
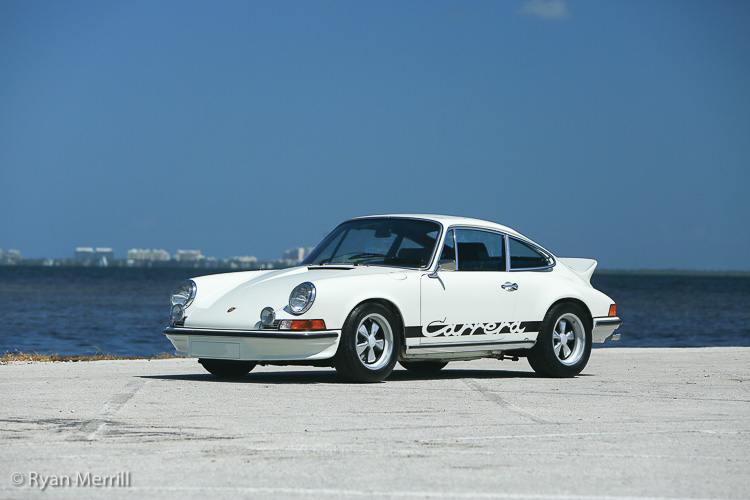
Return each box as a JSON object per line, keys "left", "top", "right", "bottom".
{"left": 409, "top": 340, "right": 535, "bottom": 350}
{"left": 405, "top": 321, "right": 541, "bottom": 338}
{"left": 405, "top": 326, "right": 423, "bottom": 338}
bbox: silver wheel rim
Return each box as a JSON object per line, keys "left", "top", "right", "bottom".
{"left": 552, "top": 313, "right": 585, "bottom": 366}
{"left": 355, "top": 313, "right": 393, "bottom": 371}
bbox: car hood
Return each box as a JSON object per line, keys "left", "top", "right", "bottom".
{"left": 183, "top": 265, "right": 414, "bottom": 330}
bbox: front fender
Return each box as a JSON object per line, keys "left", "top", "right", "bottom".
{"left": 309, "top": 271, "right": 421, "bottom": 330}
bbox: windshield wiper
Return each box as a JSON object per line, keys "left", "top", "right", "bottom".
{"left": 317, "top": 253, "right": 385, "bottom": 265}
{"left": 348, "top": 253, "right": 385, "bottom": 261}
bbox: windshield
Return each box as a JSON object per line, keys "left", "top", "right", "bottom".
{"left": 302, "top": 218, "right": 442, "bottom": 269}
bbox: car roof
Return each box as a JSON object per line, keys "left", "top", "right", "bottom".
{"left": 350, "top": 214, "right": 524, "bottom": 239}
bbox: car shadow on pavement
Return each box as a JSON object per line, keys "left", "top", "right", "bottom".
{"left": 140, "top": 367, "right": 544, "bottom": 385}
{"left": 389, "top": 368, "right": 541, "bottom": 381}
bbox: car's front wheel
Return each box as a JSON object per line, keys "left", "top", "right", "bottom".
{"left": 527, "top": 303, "right": 592, "bottom": 377}
{"left": 198, "top": 359, "right": 257, "bottom": 377}
{"left": 334, "top": 303, "right": 401, "bottom": 383}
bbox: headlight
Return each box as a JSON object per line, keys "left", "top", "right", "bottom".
{"left": 288, "top": 282, "right": 315, "bottom": 315}
{"left": 170, "top": 304, "right": 185, "bottom": 325}
{"left": 260, "top": 307, "right": 275, "bottom": 327}
{"left": 171, "top": 280, "right": 197, "bottom": 308}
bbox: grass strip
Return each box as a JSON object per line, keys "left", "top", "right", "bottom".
{"left": 1, "top": 349, "right": 182, "bottom": 364}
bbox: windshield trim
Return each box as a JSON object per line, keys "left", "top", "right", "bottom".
{"left": 303, "top": 216, "right": 444, "bottom": 271}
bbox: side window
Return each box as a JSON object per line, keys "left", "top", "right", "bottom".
{"left": 455, "top": 229, "right": 506, "bottom": 271}
{"left": 509, "top": 238, "right": 553, "bottom": 270}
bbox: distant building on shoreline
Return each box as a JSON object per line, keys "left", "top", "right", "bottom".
{"left": 1, "top": 244, "right": 317, "bottom": 271}
{"left": 0, "top": 248, "right": 22, "bottom": 265}
{"left": 127, "top": 249, "right": 171, "bottom": 263}
{"left": 175, "top": 249, "right": 204, "bottom": 262}
{"left": 228, "top": 255, "right": 258, "bottom": 269}
{"left": 74, "top": 247, "right": 115, "bottom": 267}
{"left": 282, "top": 247, "right": 314, "bottom": 265}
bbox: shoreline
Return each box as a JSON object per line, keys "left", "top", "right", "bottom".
{"left": 3, "top": 263, "right": 750, "bottom": 276}
{"left": 0, "top": 350, "right": 181, "bottom": 365}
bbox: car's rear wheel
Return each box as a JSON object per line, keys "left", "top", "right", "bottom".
{"left": 527, "top": 303, "right": 591, "bottom": 377}
{"left": 334, "top": 303, "right": 401, "bottom": 383}
{"left": 198, "top": 359, "right": 256, "bottom": 377}
{"left": 399, "top": 360, "right": 448, "bottom": 373}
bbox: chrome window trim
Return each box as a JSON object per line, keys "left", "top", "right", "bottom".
{"left": 505, "top": 233, "right": 511, "bottom": 271}
{"left": 306, "top": 216, "right": 444, "bottom": 272}
{"left": 431, "top": 225, "right": 557, "bottom": 273}
{"left": 452, "top": 229, "right": 457, "bottom": 267}
{"left": 446, "top": 226, "right": 507, "bottom": 273}
{"left": 507, "top": 236, "right": 556, "bottom": 272}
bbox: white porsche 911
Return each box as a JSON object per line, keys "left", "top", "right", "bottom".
{"left": 164, "top": 215, "right": 621, "bottom": 382}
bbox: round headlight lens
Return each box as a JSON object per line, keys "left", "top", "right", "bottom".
{"left": 171, "top": 280, "right": 197, "bottom": 308}
{"left": 170, "top": 304, "right": 185, "bottom": 325}
{"left": 288, "top": 282, "right": 316, "bottom": 315}
{"left": 260, "top": 307, "right": 275, "bottom": 327}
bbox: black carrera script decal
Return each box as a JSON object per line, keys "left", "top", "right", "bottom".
{"left": 404, "top": 322, "right": 541, "bottom": 339}
{"left": 423, "top": 320, "right": 527, "bottom": 337}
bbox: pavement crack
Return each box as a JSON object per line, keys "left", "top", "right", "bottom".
{"left": 463, "top": 379, "right": 552, "bottom": 424}
{"left": 69, "top": 378, "right": 148, "bottom": 441}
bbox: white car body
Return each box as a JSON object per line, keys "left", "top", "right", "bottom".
{"left": 164, "top": 215, "right": 621, "bottom": 380}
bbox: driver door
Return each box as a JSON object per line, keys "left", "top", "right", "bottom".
{"left": 418, "top": 229, "right": 529, "bottom": 352}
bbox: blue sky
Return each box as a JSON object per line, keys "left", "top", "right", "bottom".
{"left": 2, "top": 0, "right": 749, "bottom": 269}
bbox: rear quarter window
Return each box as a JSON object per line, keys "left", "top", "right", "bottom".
{"left": 509, "top": 238, "right": 553, "bottom": 270}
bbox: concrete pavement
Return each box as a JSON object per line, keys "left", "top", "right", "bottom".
{"left": 1, "top": 347, "right": 749, "bottom": 499}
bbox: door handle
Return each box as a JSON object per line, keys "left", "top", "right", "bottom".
{"left": 502, "top": 282, "right": 518, "bottom": 291}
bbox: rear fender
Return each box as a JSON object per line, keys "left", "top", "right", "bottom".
{"left": 558, "top": 258, "right": 597, "bottom": 285}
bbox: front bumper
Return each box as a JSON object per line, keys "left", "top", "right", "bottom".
{"left": 591, "top": 317, "right": 622, "bottom": 343}
{"left": 163, "top": 326, "right": 341, "bottom": 361}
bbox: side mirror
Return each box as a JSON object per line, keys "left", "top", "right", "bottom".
{"left": 429, "top": 259, "right": 456, "bottom": 278}
{"left": 438, "top": 259, "right": 456, "bottom": 271}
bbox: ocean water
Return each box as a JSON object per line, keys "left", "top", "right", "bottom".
{"left": 1, "top": 267, "right": 748, "bottom": 357}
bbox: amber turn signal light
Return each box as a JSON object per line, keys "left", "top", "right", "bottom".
{"left": 608, "top": 304, "right": 617, "bottom": 316}
{"left": 287, "top": 319, "right": 327, "bottom": 330}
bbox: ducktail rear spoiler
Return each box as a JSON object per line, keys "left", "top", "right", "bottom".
{"left": 558, "top": 258, "right": 598, "bottom": 285}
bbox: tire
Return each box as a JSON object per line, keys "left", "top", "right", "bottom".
{"left": 527, "top": 303, "right": 592, "bottom": 378}
{"left": 334, "top": 303, "right": 401, "bottom": 383}
{"left": 198, "top": 359, "right": 256, "bottom": 377}
{"left": 399, "top": 360, "right": 448, "bottom": 373}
